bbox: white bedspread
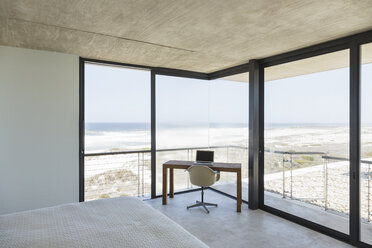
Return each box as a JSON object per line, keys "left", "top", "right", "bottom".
{"left": 0, "top": 197, "right": 208, "bottom": 248}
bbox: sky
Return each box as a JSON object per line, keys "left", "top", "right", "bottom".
{"left": 85, "top": 64, "right": 249, "bottom": 125}
{"left": 265, "top": 63, "right": 372, "bottom": 124}
{"left": 85, "top": 64, "right": 151, "bottom": 123}
{"left": 85, "top": 62, "right": 372, "bottom": 125}
{"left": 265, "top": 67, "right": 350, "bottom": 124}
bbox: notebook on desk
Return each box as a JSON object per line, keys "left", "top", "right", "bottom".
{"left": 193, "top": 150, "right": 214, "bottom": 166}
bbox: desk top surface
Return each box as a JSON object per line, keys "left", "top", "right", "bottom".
{"left": 163, "top": 160, "right": 241, "bottom": 170}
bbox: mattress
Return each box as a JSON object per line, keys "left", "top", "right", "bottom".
{"left": 0, "top": 197, "right": 208, "bottom": 248}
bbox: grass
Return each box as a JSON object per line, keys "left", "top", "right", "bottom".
{"left": 294, "top": 155, "right": 317, "bottom": 167}
{"left": 301, "top": 155, "right": 315, "bottom": 161}
{"left": 365, "top": 151, "right": 372, "bottom": 157}
{"left": 87, "top": 169, "right": 138, "bottom": 186}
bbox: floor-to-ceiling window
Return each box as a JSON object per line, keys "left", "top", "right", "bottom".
{"left": 84, "top": 63, "right": 151, "bottom": 200}
{"left": 361, "top": 42, "right": 372, "bottom": 245}
{"left": 156, "top": 74, "right": 248, "bottom": 200}
{"left": 263, "top": 50, "right": 350, "bottom": 234}
{"left": 82, "top": 62, "right": 248, "bottom": 201}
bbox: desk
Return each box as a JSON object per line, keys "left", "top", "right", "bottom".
{"left": 162, "top": 160, "right": 242, "bottom": 212}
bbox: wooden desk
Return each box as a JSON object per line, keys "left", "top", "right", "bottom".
{"left": 162, "top": 160, "right": 242, "bottom": 212}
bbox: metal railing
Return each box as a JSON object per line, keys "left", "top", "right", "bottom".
{"left": 321, "top": 155, "right": 372, "bottom": 222}
{"left": 84, "top": 145, "right": 248, "bottom": 200}
{"left": 85, "top": 146, "right": 371, "bottom": 222}
{"left": 272, "top": 151, "right": 326, "bottom": 200}
{"left": 85, "top": 145, "right": 247, "bottom": 157}
{"left": 265, "top": 150, "right": 372, "bottom": 222}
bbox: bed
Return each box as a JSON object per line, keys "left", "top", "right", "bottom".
{"left": 0, "top": 197, "right": 208, "bottom": 248}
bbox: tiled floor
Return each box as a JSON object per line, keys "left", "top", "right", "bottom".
{"left": 145, "top": 189, "right": 351, "bottom": 248}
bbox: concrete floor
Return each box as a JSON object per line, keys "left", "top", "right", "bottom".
{"left": 212, "top": 182, "right": 372, "bottom": 245}
{"left": 212, "top": 182, "right": 249, "bottom": 201}
{"left": 145, "top": 190, "right": 351, "bottom": 248}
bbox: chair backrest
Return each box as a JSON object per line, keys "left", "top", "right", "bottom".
{"left": 187, "top": 165, "right": 216, "bottom": 187}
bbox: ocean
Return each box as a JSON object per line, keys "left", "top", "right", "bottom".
{"left": 84, "top": 122, "right": 359, "bottom": 153}
{"left": 86, "top": 122, "right": 151, "bottom": 133}
{"left": 85, "top": 122, "right": 249, "bottom": 153}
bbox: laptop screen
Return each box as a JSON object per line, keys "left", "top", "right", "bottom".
{"left": 196, "top": 150, "right": 214, "bottom": 162}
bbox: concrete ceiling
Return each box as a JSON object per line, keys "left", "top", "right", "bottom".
{"left": 0, "top": 0, "right": 372, "bottom": 78}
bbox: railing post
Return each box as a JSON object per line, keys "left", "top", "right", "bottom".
{"left": 187, "top": 149, "right": 190, "bottom": 188}
{"left": 324, "top": 157, "right": 328, "bottom": 210}
{"left": 142, "top": 153, "right": 145, "bottom": 197}
{"left": 137, "top": 153, "right": 140, "bottom": 197}
{"left": 323, "top": 157, "right": 326, "bottom": 210}
{"left": 368, "top": 162, "right": 371, "bottom": 222}
{"left": 282, "top": 154, "right": 285, "bottom": 198}
{"left": 290, "top": 154, "right": 293, "bottom": 199}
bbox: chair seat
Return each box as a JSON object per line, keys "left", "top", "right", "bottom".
{"left": 186, "top": 165, "right": 220, "bottom": 213}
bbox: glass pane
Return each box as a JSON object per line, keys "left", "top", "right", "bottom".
{"left": 361, "top": 42, "right": 372, "bottom": 244}
{"left": 156, "top": 74, "right": 249, "bottom": 201}
{"left": 209, "top": 74, "right": 249, "bottom": 202}
{"left": 156, "top": 75, "right": 210, "bottom": 194}
{"left": 84, "top": 63, "right": 151, "bottom": 200}
{"left": 264, "top": 50, "right": 350, "bottom": 234}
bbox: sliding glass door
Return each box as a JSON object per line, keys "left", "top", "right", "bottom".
{"left": 264, "top": 50, "right": 350, "bottom": 233}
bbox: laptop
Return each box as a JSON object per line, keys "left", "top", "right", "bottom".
{"left": 193, "top": 150, "right": 214, "bottom": 165}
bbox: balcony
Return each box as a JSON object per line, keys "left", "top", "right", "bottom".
{"left": 84, "top": 145, "right": 248, "bottom": 201}
{"left": 84, "top": 147, "right": 372, "bottom": 243}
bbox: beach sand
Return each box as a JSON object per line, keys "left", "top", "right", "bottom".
{"left": 84, "top": 125, "right": 372, "bottom": 222}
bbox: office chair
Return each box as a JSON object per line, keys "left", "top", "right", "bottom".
{"left": 186, "top": 165, "right": 220, "bottom": 213}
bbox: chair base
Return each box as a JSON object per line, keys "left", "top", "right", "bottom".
{"left": 187, "top": 200, "right": 218, "bottom": 214}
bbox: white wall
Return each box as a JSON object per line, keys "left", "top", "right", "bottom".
{"left": 0, "top": 46, "right": 79, "bottom": 214}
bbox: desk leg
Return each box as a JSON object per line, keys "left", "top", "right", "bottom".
{"left": 237, "top": 170, "right": 242, "bottom": 212}
{"left": 169, "top": 168, "right": 174, "bottom": 198}
{"left": 162, "top": 166, "right": 167, "bottom": 205}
